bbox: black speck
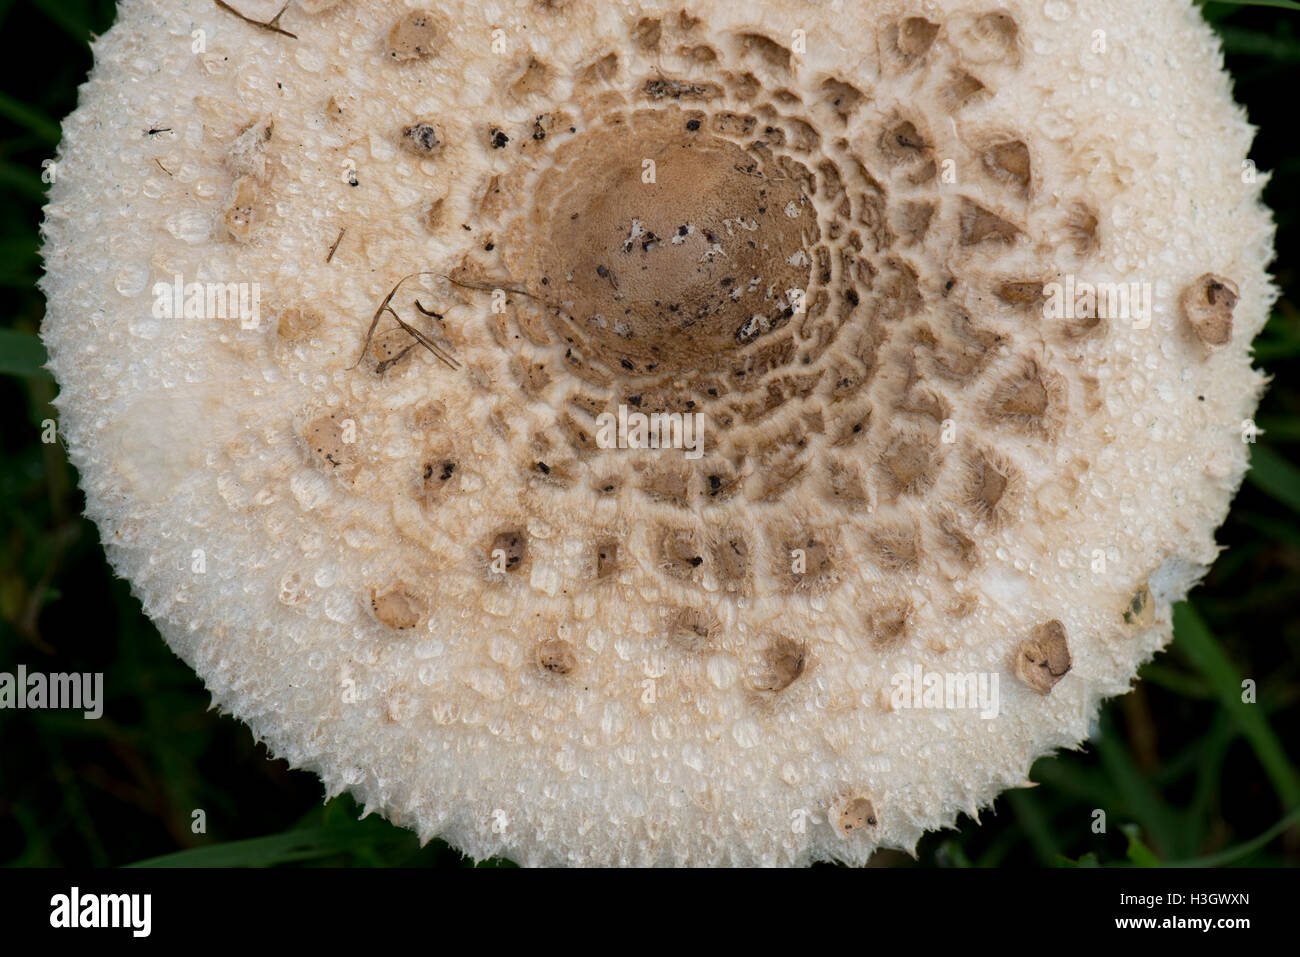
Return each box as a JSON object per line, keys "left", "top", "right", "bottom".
{"left": 686, "top": 119, "right": 701, "bottom": 131}
{"left": 490, "top": 128, "right": 510, "bottom": 149}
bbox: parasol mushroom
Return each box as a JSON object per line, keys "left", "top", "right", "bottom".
{"left": 40, "top": 0, "right": 1276, "bottom": 865}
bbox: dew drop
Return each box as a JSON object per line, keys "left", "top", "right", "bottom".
{"left": 1043, "top": 0, "right": 1074, "bottom": 21}
{"left": 114, "top": 264, "right": 149, "bottom": 297}
{"left": 127, "top": 315, "right": 161, "bottom": 339}
{"left": 165, "top": 209, "right": 211, "bottom": 243}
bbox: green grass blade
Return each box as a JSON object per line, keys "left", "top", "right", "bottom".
{"left": 1163, "top": 803, "right": 1300, "bottom": 866}
{"left": 0, "top": 328, "right": 50, "bottom": 378}
{"left": 1247, "top": 444, "right": 1300, "bottom": 515}
{"left": 0, "top": 160, "right": 46, "bottom": 202}
{"left": 0, "top": 90, "right": 60, "bottom": 143}
{"left": 1004, "top": 789, "right": 1061, "bottom": 865}
{"left": 1172, "top": 603, "right": 1300, "bottom": 807}
{"left": 1199, "top": 0, "right": 1300, "bottom": 11}
{"left": 1121, "top": 824, "right": 1163, "bottom": 867}
{"left": 126, "top": 827, "right": 367, "bottom": 867}
{"left": 1094, "top": 720, "right": 1182, "bottom": 856}
{"left": 27, "top": 0, "right": 97, "bottom": 44}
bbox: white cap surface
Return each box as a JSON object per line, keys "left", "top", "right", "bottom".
{"left": 41, "top": 0, "right": 1275, "bottom": 865}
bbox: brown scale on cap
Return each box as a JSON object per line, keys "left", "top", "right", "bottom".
{"left": 537, "top": 639, "right": 578, "bottom": 676}
{"left": 419, "top": 455, "right": 458, "bottom": 503}
{"left": 941, "top": 70, "right": 989, "bottom": 110}
{"left": 667, "top": 606, "right": 721, "bottom": 653}
{"left": 400, "top": 121, "right": 443, "bottom": 156}
{"left": 994, "top": 279, "right": 1047, "bottom": 309}
{"left": 1014, "top": 620, "right": 1072, "bottom": 694}
{"left": 820, "top": 77, "right": 865, "bottom": 124}
{"left": 878, "top": 427, "right": 943, "bottom": 499}
{"left": 302, "top": 412, "right": 354, "bottom": 472}
{"left": 631, "top": 17, "right": 661, "bottom": 51}
{"left": 869, "top": 521, "right": 922, "bottom": 571}
{"left": 486, "top": 528, "right": 528, "bottom": 578}
{"left": 936, "top": 510, "right": 979, "bottom": 567}
{"left": 1122, "top": 584, "right": 1156, "bottom": 628}
{"left": 386, "top": 10, "right": 441, "bottom": 61}
{"left": 987, "top": 359, "right": 1063, "bottom": 436}
{"left": 884, "top": 17, "right": 940, "bottom": 70}
{"left": 708, "top": 528, "right": 753, "bottom": 591}
{"left": 657, "top": 525, "right": 706, "bottom": 581}
{"left": 961, "top": 446, "right": 1020, "bottom": 527}
{"left": 824, "top": 457, "right": 871, "bottom": 509}
{"left": 222, "top": 176, "right": 260, "bottom": 242}
{"left": 370, "top": 587, "right": 422, "bottom": 630}
{"left": 866, "top": 598, "right": 912, "bottom": 648}
{"left": 958, "top": 198, "right": 1021, "bottom": 246}
{"left": 1182, "top": 274, "right": 1239, "bottom": 348}
{"left": 835, "top": 795, "right": 879, "bottom": 835}
{"left": 751, "top": 635, "right": 808, "bottom": 693}
{"left": 953, "top": 11, "right": 1022, "bottom": 65}
{"left": 590, "top": 539, "right": 620, "bottom": 580}
{"left": 511, "top": 57, "right": 553, "bottom": 98}
{"left": 737, "top": 32, "right": 793, "bottom": 73}
{"left": 276, "top": 305, "right": 322, "bottom": 341}
{"left": 981, "top": 139, "right": 1032, "bottom": 193}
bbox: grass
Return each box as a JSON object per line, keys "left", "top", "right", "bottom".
{"left": 1, "top": 0, "right": 1297, "bottom": 867}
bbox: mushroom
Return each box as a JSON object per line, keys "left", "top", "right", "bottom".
{"left": 39, "top": 0, "right": 1275, "bottom": 866}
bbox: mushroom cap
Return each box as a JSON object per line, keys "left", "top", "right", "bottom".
{"left": 40, "top": 0, "right": 1275, "bottom": 866}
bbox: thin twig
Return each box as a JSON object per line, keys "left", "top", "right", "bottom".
{"left": 439, "top": 274, "right": 537, "bottom": 298}
{"left": 351, "top": 272, "right": 458, "bottom": 371}
{"left": 325, "top": 227, "right": 345, "bottom": 264}
{"left": 213, "top": 0, "right": 298, "bottom": 39}
{"left": 375, "top": 342, "right": 417, "bottom": 375}
{"left": 389, "top": 311, "right": 460, "bottom": 371}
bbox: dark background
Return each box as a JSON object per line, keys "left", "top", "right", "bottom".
{"left": 0, "top": 0, "right": 1296, "bottom": 867}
